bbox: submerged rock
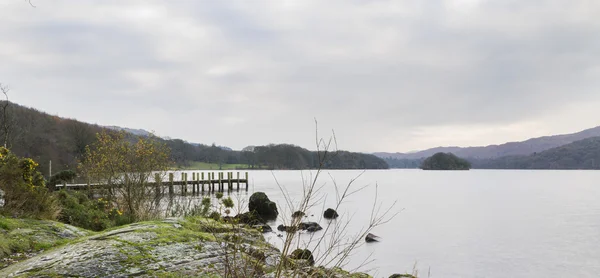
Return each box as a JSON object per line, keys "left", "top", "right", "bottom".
{"left": 299, "top": 222, "right": 323, "bottom": 232}
{"left": 277, "top": 224, "right": 297, "bottom": 233}
{"left": 323, "top": 208, "right": 339, "bottom": 219}
{"left": 277, "top": 222, "right": 322, "bottom": 233}
{"left": 248, "top": 192, "right": 279, "bottom": 220}
{"left": 292, "top": 211, "right": 305, "bottom": 218}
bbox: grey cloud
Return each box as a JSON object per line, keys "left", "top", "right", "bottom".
{"left": 2, "top": 0, "right": 600, "bottom": 152}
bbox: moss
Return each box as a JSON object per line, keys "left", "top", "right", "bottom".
{"left": 0, "top": 215, "right": 88, "bottom": 268}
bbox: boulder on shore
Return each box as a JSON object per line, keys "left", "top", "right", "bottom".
{"left": 235, "top": 211, "right": 266, "bottom": 225}
{"left": 253, "top": 224, "right": 272, "bottom": 233}
{"left": 323, "top": 208, "right": 339, "bottom": 219}
{"left": 290, "top": 249, "right": 315, "bottom": 265}
{"left": 248, "top": 192, "right": 279, "bottom": 220}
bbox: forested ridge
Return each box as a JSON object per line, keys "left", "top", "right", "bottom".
{"left": 471, "top": 137, "right": 600, "bottom": 169}
{"left": 1, "top": 102, "right": 388, "bottom": 176}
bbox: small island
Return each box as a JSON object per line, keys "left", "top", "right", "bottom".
{"left": 420, "top": 152, "right": 472, "bottom": 170}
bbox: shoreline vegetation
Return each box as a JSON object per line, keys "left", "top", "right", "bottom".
{"left": 0, "top": 127, "right": 407, "bottom": 277}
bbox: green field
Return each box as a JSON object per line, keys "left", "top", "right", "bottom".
{"left": 177, "top": 162, "right": 254, "bottom": 170}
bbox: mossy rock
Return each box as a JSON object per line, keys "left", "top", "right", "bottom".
{"left": 0, "top": 216, "right": 90, "bottom": 269}
{"left": 248, "top": 192, "right": 278, "bottom": 220}
{"left": 290, "top": 248, "right": 315, "bottom": 265}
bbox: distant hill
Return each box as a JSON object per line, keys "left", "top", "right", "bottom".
{"left": 375, "top": 126, "right": 600, "bottom": 160}
{"left": 472, "top": 137, "right": 600, "bottom": 169}
{"left": 3, "top": 102, "right": 388, "bottom": 175}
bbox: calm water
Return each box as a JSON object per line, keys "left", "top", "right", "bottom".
{"left": 180, "top": 169, "right": 600, "bottom": 278}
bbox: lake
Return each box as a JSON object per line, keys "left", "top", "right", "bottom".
{"left": 179, "top": 169, "right": 600, "bottom": 278}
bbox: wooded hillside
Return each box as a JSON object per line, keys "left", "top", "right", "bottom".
{"left": 2, "top": 102, "right": 388, "bottom": 176}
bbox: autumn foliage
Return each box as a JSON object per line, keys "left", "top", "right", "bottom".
{"left": 80, "top": 131, "right": 172, "bottom": 221}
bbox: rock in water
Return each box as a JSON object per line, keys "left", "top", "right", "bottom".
{"left": 298, "top": 222, "right": 322, "bottom": 232}
{"left": 248, "top": 192, "right": 279, "bottom": 220}
{"left": 389, "top": 274, "right": 417, "bottom": 278}
{"left": 323, "top": 208, "right": 339, "bottom": 219}
{"left": 292, "top": 211, "right": 305, "bottom": 218}
{"left": 365, "top": 233, "right": 380, "bottom": 243}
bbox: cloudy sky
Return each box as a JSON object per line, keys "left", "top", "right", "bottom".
{"left": 1, "top": 0, "right": 600, "bottom": 152}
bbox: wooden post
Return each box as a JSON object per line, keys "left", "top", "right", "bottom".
{"left": 211, "top": 172, "right": 215, "bottom": 192}
{"left": 219, "top": 172, "right": 223, "bottom": 192}
{"left": 245, "top": 172, "right": 249, "bottom": 191}
{"left": 183, "top": 173, "right": 188, "bottom": 196}
{"left": 197, "top": 173, "right": 200, "bottom": 195}
{"left": 228, "top": 172, "right": 232, "bottom": 191}
{"left": 201, "top": 172, "right": 205, "bottom": 192}
{"left": 169, "top": 173, "right": 174, "bottom": 196}
{"left": 180, "top": 173, "right": 184, "bottom": 195}
{"left": 192, "top": 173, "right": 197, "bottom": 195}
{"left": 154, "top": 173, "right": 161, "bottom": 204}
{"left": 236, "top": 172, "right": 240, "bottom": 190}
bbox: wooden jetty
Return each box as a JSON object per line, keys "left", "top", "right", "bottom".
{"left": 57, "top": 171, "right": 249, "bottom": 195}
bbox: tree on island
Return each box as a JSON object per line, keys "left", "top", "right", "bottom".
{"left": 421, "top": 152, "right": 471, "bottom": 170}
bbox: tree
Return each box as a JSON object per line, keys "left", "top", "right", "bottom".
{"left": 0, "top": 84, "right": 12, "bottom": 148}
{"left": 420, "top": 152, "right": 471, "bottom": 170}
{"left": 80, "top": 131, "right": 172, "bottom": 221}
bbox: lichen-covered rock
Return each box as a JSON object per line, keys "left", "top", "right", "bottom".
{"left": 249, "top": 192, "right": 279, "bottom": 220}
{"left": 0, "top": 216, "right": 90, "bottom": 269}
{"left": 0, "top": 218, "right": 280, "bottom": 277}
{"left": 0, "top": 217, "right": 373, "bottom": 278}
{"left": 324, "top": 208, "right": 339, "bottom": 219}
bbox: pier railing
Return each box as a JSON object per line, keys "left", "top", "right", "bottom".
{"left": 56, "top": 171, "right": 249, "bottom": 195}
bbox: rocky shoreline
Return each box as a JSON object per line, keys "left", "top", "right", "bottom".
{"left": 0, "top": 216, "right": 379, "bottom": 277}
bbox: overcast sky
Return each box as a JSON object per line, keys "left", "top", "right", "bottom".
{"left": 1, "top": 1, "right": 600, "bottom": 152}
